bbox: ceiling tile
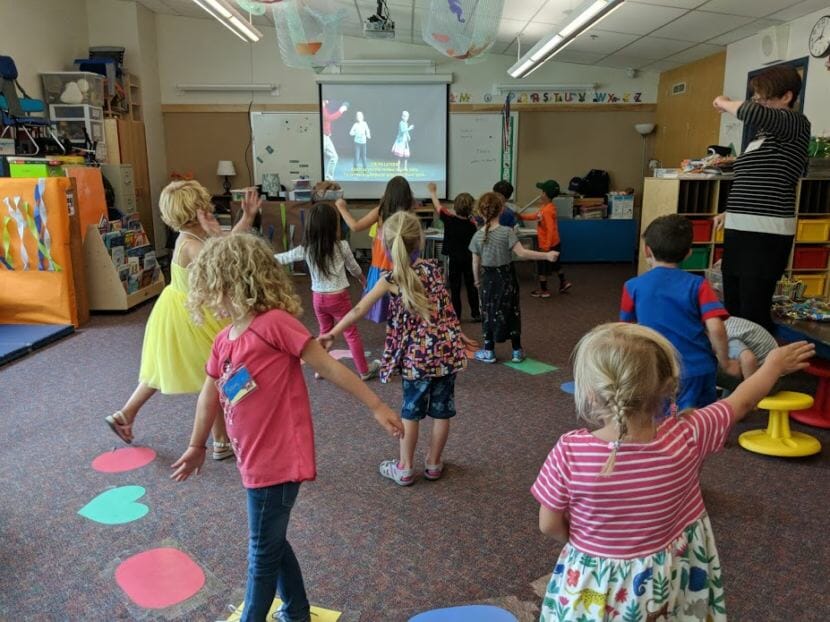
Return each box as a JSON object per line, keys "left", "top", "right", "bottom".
{"left": 533, "top": 0, "right": 586, "bottom": 26}
{"left": 769, "top": 0, "right": 830, "bottom": 22}
{"left": 567, "top": 29, "right": 640, "bottom": 54}
{"left": 706, "top": 18, "right": 784, "bottom": 45}
{"left": 651, "top": 10, "right": 754, "bottom": 41}
{"left": 640, "top": 59, "right": 685, "bottom": 72}
{"left": 615, "top": 36, "right": 696, "bottom": 58}
{"left": 596, "top": 54, "right": 659, "bottom": 69}
{"left": 136, "top": 0, "right": 178, "bottom": 14}
{"left": 665, "top": 42, "right": 723, "bottom": 63}
{"left": 592, "top": 3, "right": 688, "bottom": 35}
{"left": 503, "top": 0, "right": 550, "bottom": 21}
{"left": 550, "top": 50, "right": 605, "bottom": 64}
{"left": 628, "top": 0, "right": 708, "bottom": 8}
{"left": 699, "top": 0, "right": 803, "bottom": 18}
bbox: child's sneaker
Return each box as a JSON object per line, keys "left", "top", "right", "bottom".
{"left": 360, "top": 359, "right": 381, "bottom": 381}
{"left": 531, "top": 289, "right": 551, "bottom": 298}
{"left": 474, "top": 349, "right": 496, "bottom": 364}
{"left": 559, "top": 280, "right": 572, "bottom": 294}
{"left": 424, "top": 459, "right": 444, "bottom": 481}
{"left": 212, "top": 441, "right": 234, "bottom": 461}
{"left": 511, "top": 349, "right": 525, "bottom": 363}
{"left": 379, "top": 459, "right": 414, "bottom": 486}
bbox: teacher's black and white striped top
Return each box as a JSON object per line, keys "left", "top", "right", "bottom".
{"left": 725, "top": 100, "right": 811, "bottom": 237}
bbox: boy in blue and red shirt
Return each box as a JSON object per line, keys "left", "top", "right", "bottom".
{"left": 620, "top": 214, "right": 739, "bottom": 409}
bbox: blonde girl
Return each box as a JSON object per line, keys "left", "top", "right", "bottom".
{"left": 532, "top": 322, "right": 812, "bottom": 622}
{"left": 104, "top": 181, "right": 259, "bottom": 461}
{"left": 320, "top": 211, "right": 466, "bottom": 486}
{"left": 334, "top": 175, "right": 416, "bottom": 323}
{"left": 469, "top": 192, "right": 558, "bottom": 365}
{"left": 171, "top": 233, "right": 402, "bottom": 622}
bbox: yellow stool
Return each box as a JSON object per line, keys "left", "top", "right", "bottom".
{"left": 739, "top": 391, "right": 822, "bottom": 457}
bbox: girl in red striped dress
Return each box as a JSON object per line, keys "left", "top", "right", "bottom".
{"left": 532, "top": 323, "right": 812, "bottom": 622}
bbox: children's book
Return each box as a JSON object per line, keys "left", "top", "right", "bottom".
{"left": 111, "top": 246, "right": 125, "bottom": 267}
{"left": 128, "top": 256, "right": 141, "bottom": 275}
{"left": 143, "top": 251, "right": 157, "bottom": 270}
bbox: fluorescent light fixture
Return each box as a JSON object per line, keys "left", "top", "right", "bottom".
{"left": 494, "top": 83, "right": 597, "bottom": 93}
{"left": 177, "top": 83, "right": 279, "bottom": 92}
{"left": 191, "top": 0, "right": 263, "bottom": 42}
{"left": 508, "top": 0, "right": 624, "bottom": 79}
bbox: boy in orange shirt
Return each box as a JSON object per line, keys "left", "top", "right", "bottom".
{"left": 520, "top": 179, "right": 572, "bottom": 298}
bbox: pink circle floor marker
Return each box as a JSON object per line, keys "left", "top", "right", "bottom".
{"left": 115, "top": 547, "right": 205, "bottom": 609}
{"left": 92, "top": 447, "right": 156, "bottom": 473}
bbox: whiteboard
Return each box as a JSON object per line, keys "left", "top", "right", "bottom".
{"left": 449, "top": 112, "right": 518, "bottom": 199}
{"left": 251, "top": 112, "right": 322, "bottom": 188}
{"left": 250, "top": 110, "right": 517, "bottom": 197}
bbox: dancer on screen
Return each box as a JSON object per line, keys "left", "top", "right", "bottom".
{"left": 349, "top": 111, "right": 371, "bottom": 171}
{"left": 392, "top": 110, "right": 414, "bottom": 172}
{"left": 322, "top": 99, "right": 349, "bottom": 180}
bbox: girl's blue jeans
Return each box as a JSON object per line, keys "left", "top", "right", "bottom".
{"left": 241, "top": 482, "right": 310, "bottom": 622}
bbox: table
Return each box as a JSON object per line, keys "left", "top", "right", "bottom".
{"left": 422, "top": 228, "right": 537, "bottom": 260}
{"left": 774, "top": 317, "right": 830, "bottom": 360}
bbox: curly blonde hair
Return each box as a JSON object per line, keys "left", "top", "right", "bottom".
{"left": 572, "top": 323, "right": 679, "bottom": 475}
{"left": 159, "top": 180, "right": 214, "bottom": 231}
{"left": 187, "top": 233, "right": 302, "bottom": 324}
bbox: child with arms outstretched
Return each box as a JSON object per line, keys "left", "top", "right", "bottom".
{"left": 470, "top": 192, "right": 559, "bottom": 364}
{"left": 275, "top": 202, "right": 379, "bottom": 380}
{"left": 320, "top": 211, "right": 466, "bottom": 485}
{"left": 532, "top": 322, "right": 812, "bottom": 621}
{"left": 171, "top": 233, "right": 402, "bottom": 622}
{"left": 104, "top": 182, "right": 259, "bottom": 460}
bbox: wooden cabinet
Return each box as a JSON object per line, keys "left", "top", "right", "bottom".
{"left": 102, "top": 118, "right": 154, "bottom": 246}
{"left": 640, "top": 176, "right": 830, "bottom": 299}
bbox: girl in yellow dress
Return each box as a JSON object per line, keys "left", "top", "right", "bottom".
{"left": 105, "top": 180, "right": 259, "bottom": 460}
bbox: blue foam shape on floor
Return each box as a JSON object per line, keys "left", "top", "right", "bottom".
{"left": 0, "top": 324, "right": 74, "bottom": 366}
{"left": 560, "top": 381, "right": 575, "bottom": 395}
{"left": 409, "top": 605, "right": 518, "bottom": 622}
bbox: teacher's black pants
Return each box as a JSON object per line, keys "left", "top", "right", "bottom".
{"left": 722, "top": 229, "right": 793, "bottom": 333}
{"left": 447, "top": 255, "right": 479, "bottom": 321}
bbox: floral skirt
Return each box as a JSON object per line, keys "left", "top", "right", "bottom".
{"left": 480, "top": 264, "right": 521, "bottom": 344}
{"left": 540, "top": 515, "right": 726, "bottom": 622}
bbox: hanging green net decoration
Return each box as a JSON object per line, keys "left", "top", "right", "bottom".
{"left": 271, "top": 0, "right": 345, "bottom": 68}
{"left": 235, "top": 0, "right": 282, "bottom": 16}
{"left": 422, "top": 0, "right": 505, "bottom": 63}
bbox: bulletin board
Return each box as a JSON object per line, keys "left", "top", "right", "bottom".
{"left": 251, "top": 112, "right": 322, "bottom": 188}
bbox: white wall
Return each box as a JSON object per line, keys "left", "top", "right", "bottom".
{"left": 155, "top": 13, "right": 659, "bottom": 105}
{"left": 0, "top": 0, "right": 90, "bottom": 100}
{"left": 720, "top": 5, "right": 830, "bottom": 150}
{"left": 85, "top": 0, "right": 168, "bottom": 249}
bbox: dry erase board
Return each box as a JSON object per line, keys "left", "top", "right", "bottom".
{"left": 449, "top": 112, "right": 518, "bottom": 198}
{"left": 251, "top": 112, "right": 322, "bottom": 187}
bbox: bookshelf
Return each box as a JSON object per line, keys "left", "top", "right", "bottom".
{"left": 83, "top": 216, "right": 164, "bottom": 311}
{"left": 640, "top": 177, "right": 830, "bottom": 299}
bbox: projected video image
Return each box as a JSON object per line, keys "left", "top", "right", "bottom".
{"left": 320, "top": 83, "right": 448, "bottom": 198}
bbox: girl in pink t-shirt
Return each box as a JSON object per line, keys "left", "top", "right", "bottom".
{"left": 532, "top": 322, "right": 812, "bottom": 622}
{"left": 170, "top": 233, "right": 402, "bottom": 622}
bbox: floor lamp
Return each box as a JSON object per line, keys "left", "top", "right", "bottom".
{"left": 634, "top": 123, "right": 656, "bottom": 177}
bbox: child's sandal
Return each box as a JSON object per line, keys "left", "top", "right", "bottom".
{"left": 212, "top": 441, "right": 234, "bottom": 461}
{"left": 105, "top": 410, "right": 133, "bottom": 444}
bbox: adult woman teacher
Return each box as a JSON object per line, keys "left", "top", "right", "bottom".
{"left": 713, "top": 65, "right": 811, "bottom": 332}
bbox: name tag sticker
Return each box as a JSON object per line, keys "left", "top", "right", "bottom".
{"left": 222, "top": 365, "right": 257, "bottom": 405}
{"left": 745, "top": 138, "right": 765, "bottom": 153}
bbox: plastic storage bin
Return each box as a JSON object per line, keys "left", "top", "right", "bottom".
{"left": 690, "top": 219, "right": 713, "bottom": 243}
{"left": 49, "top": 104, "right": 103, "bottom": 122}
{"left": 40, "top": 72, "right": 105, "bottom": 107}
{"left": 796, "top": 219, "right": 830, "bottom": 243}
{"left": 680, "top": 247, "right": 710, "bottom": 270}
{"left": 714, "top": 227, "right": 724, "bottom": 243}
{"left": 795, "top": 274, "right": 827, "bottom": 298}
{"left": 713, "top": 246, "right": 724, "bottom": 263}
{"left": 793, "top": 247, "right": 830, "bottom": 270}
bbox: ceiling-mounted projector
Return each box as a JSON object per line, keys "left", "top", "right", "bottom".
{"left": 364, "top": 0, "right": 395, "bottom": 39}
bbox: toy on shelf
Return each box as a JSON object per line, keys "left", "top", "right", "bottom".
{"left": 422, "top": 0, "right": 505, "bottom": 63}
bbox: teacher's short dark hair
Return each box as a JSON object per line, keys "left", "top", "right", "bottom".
{"left": 643, "top": 214, "right": 693, "bottom": 263}
{"left": 750, "top": 65, "right": 802, "bottom": 108}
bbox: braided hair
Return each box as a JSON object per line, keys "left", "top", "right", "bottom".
{"left": 571, "top": 323, "right": 680, "bottom": 476}
{"left": 476, "top": 191, "right": 504, "bottom": 246}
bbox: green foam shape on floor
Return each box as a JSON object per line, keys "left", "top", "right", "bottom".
{"left": 503, "top": 358, "right": 558, "bottom": 375}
